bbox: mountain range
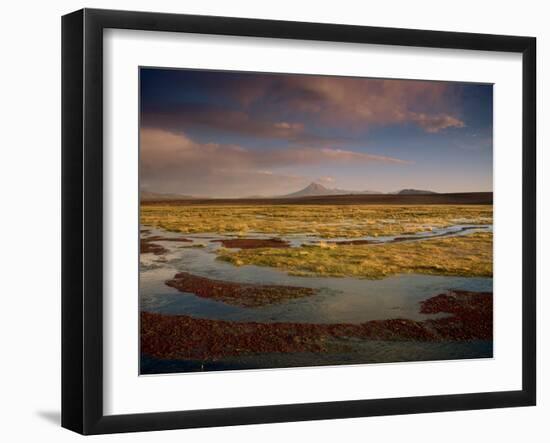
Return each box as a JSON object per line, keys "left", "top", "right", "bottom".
{"left": 279, "top": 182, "right": 382, "bottom": 198}
{"left": 141, "top": 183, "right": 439, "bottom": 201}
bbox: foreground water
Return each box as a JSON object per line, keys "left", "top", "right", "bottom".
{"left": 141, "top": 340, "right": 493, "bottom": 374}
{"left": 140, "top": 226, "right": 493, "bottom": 371}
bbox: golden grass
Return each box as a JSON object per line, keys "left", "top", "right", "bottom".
{"left": 141, "top": 203, "right": 493, "bottom": 279}
{"left": 141, "top": 204, "right": 492, "bottom": 238}
{"left": 217, "top": 232, "right": 493, "bottom": 279}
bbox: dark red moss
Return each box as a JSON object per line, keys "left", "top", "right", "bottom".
{"left": 166, "top": 272, "right": 315, "bottom": 307}
{"left": 421, "top": 290, "right": 493, "bottom": 340}
{"left": 141, "top": 290, "right": 493, "bottom": 360}
{"left": 140, "top": 235, "right": 192, "bottom": 255}
{"left": 140, "top": 239, "right": 167, "bottom": 255}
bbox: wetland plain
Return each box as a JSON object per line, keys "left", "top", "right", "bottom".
{"left": 140, "top": 197, "right": 493, "bottom": 373}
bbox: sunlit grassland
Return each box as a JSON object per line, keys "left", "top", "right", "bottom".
{"left": 141, "top": 204, "right": 493, "bottom": 238}
{"left": 140, "top": 204, "right": 493, "bottom": 279}
{"left": 218, "top": 232, "right": 493, "bottom": 279}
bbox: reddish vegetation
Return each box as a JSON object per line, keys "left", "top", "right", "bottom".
{"left": 140, "top": 235, "right": 191, "bottom": 255}
{"left": 140, "top": 239, "right": 167, "bottom": 255}
{"left": 141, "top": 290, "right": 493, "bottom": 360}
{"left": 211, "top": 238, "right": 290, "bottom": 249}
{"left": 421, "top": 290, "right": 493, "bottom": 340}
{"left": 165, "top": 272, "right": 315, "bottom": 307}
{"left": 142, "top": 313, "right": 330, "bottom": 359}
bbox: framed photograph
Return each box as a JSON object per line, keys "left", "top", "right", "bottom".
{"left": 62, "top": 8, "right": 536, "bottom": 435}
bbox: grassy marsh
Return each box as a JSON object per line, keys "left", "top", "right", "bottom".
{"left": 141, "top": 203, "right": 493, "bottom": 279}
{"left": 218, "top": 232, "right": 493, "bottom": 279}
{"left": 141, "top": 204, "right": 492, "bottom": 238}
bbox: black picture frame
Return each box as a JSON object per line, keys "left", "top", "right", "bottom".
{"left": 62, "top": 8, "right": 536, "bottom": 435}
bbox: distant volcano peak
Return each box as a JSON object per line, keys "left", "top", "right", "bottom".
{"left": 280, "top": 182, "right": 381, "bottom": 198}
{"left": 303, "top": 182, "right": 328, "bottom": 191}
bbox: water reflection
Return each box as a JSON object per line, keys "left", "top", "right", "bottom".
{"left": 139, "top": 227, "right": 493, "bottom": 324}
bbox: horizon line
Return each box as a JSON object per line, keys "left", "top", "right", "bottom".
{"left": 140, "top": 189, "right": 494, "bottom": 200}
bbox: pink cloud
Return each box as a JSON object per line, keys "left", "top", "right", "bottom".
{"left": 408, "top": 112, "right": 465, "bottom": 133}
{"left": 277, "top": 76, "right": 465, "bottom": 132}
{"left": 142, "top": 76, "right": 465, "bottom": 143}
{"left": 140, "top": 129, "right": 409, "bottom": 197}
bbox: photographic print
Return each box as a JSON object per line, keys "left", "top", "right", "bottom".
{"left": 139, "top": 68, "right": 493, "bottom": 375}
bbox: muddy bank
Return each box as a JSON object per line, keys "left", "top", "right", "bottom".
{"left": 211, "top": 238, "right": 290, "bottom": 249}
{"left": 141, "top": 290, "right": 492, "bottom": 360}
{"left": 165, "top": 272, "right": 315, "bottom": 307}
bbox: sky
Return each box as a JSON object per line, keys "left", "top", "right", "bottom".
{"left": 140, "top": 68, "right": 493, "bottom": 198}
